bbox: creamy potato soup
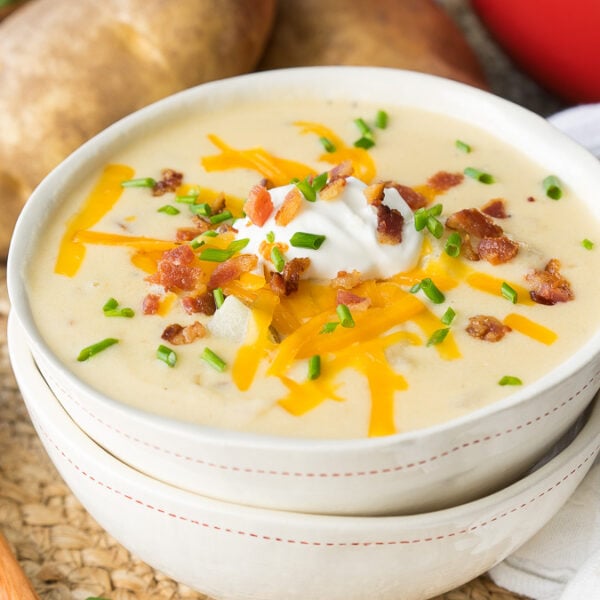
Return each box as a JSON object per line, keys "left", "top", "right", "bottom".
{"left": 27, "top": 99, "right": 600, "bottom": 439}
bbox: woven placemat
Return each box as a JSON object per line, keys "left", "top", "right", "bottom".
{"left": 0, "top": 264, "right": 529, "bottom": 600}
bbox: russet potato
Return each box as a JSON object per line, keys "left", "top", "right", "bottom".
{"left": 0, "top": 0, "right": 276, "bottom": 258}
{"left": 259, "top": 0, "right": 487, "bottom": 88}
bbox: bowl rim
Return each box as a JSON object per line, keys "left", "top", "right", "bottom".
{"left": 8, "top": 65, "right": 600, "bottom": 451}
{"left": 7, "top": 310, "right": 600, "bottom": 529}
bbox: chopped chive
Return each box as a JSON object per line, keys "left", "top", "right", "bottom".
{"left": 543, "top": 175, "right": 563, "bottom": 200}
{"left": 354, "top": 136, "right": 375, "bottom": 150}
{"left": 582, "top": 238, "right": 595, "bottom": 250}
{"left": 414, "top": 204, "right": 443, "bottom": 233}
{"left": 102, "top": 298, "right": 118, "bottom": 312}
{"left": 420, "top": 278, "right": 445, "bottom": 304}
{"left": 319, "top": 136, "right": 336, "bottom": 153}
{"left": 336, "top": 304, "right": 355, "bottom": 328}
{"left": 266, "top": 231, "right": 275, "bottom": 243}
{"left": 189, "top": 202, "right": 212, "bottom": 217}
{"left": 77, "top": 338, "right": 119, "bottom": 361}
{"left": 157, "top": 205, "right": 180, "bottom": 216}
{"left": 354, "top": 117, "right": 373, "bottom": 137}
{"left": 175, "top": 194, "right": 199, "bottom": 204}
{"left": 227, "top": 238, "right": 250, "bottom": 254}
{"left": 409, "top": 282, "right": 422, "bottom": 293}
{"left": 375, "top": 110, "right": 388, "bottom": 129}
{"left": 199, "top": 248, "right": 233, "bottom": 262}
{"left": 121, "top": 177, "right": 156, "bottom": 188}
{"left": 189, "top": 236, "right": 205, "bottom": 250}
{"left": 271, "top": 246, "right": 285, "bottom": 272}
{"left": 455, "top": 139, "right": 472, "bottom": 153}
{"left": 501, "top": 282, "right": 518, "bottom": 304}
{"left": 444, "top": 232, "right": 462, "bottom": 258}
{"left": 427, "top": 327, "right": 450, "bottom": 346}
{"left": 201, "top": 347, "right": 226, "bottom": 372}
{"left": 464, "top": 167, "right": 495, "bottom": 184}
{"left": 312, "top": 172, "right": 328, "bottom": 192}
{"left": 202, "top": 230, "right": 218, "bottom": 237}
{"left": 157, "top": 344, "right": 177, "bottom": 368}
{"left": 320, "top": 322, "right": 339, "bottom": 334}
{"left": 499, "top": 375, "right": 522, "bottom": 386}
{"left": 213, "top": 288, "right": 225, "bottom": 309}
{"left": 289, "top": 232, "right": 326, "bottom": 249}
{"left": 209, "top": 209, "right": 233, "bottom": 224}
{"left": 102, "top": 298, "right": 134, "bottom": 318}
{"left": 426, "top": 216, "right": 444, "bottom": 239}
{"left": 441, "top": 307, "right": 456, "bottom": 325}
{"left": 296, "top": 178, "right": 317, "bottom": 202}
{"left": 307, "top": 355, "right": 321, "bottom": 380}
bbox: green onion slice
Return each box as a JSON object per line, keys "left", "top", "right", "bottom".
{"left": 308, "top": 355, "right": 321, "bottom": 380}
{"left": 209, "top": 210, "right": 233, "bottom": 224}
{"left": 266, "top": 231, "right": 275, "bottom": 243}
{"left": 201, "top": 347, "right": 226, "bottom": 372}
{"left": 354, "top": 137, "right": 375, "bottom": 150}
{"left": 501, "top": 282, "right": 518, "bottom": 304}
{"left": 121, "top": 177, "right": 156, "bottom": 188}
{"left": 419, "top": 278, "right": 445, "bottom": 304}
{"left": 582, "top": 238, "right": 595, "bottom": 250}
{"left": 189, "top": 236, "right": 205, "bottom": 250}
{"left": 157, "top": 344, "right": 177, "bottom": 368}
{"left": 444, "top": 232, "right": 462, "bottom": 258}
{"left": 336, "top": 304, "right": 355, "bottom": 328}
{"left": 320, "top": 322, "right": 339, "bottom": 334}
{"left": 77, "top": 338, "right": 118, "bottom": 361}
{"left": 202, "top": 230, "right": 218, "bottom": 238}
{"left": 498, "top": 375, "right": 522, "bottom": 386}
{"left": 102, "top": 298, "right": 134, "bottom": 318}
{"left": 289, "top": 232, "right": 326, "bottom": 249}
{"left": 199, "top": 248, "right": 233, "bottom": 262}
{"left": 312, "top": 172, "right": 328, "bottom": 192}
{"left": 464, "top": 167, "right": 495, "bottom": 184}
{"left": 175, "top": 194, "right": 199, "bottom": 204}
{"left": 227, "top": 238, "right": 250, "bottom": 254}
{"left": 441, "top": 307, "right": 456, "bottom": 325}
{"left": 414, "top": 204, "right": 443, "bottom": 233}
{"left": 189, "top": 203, "right": 212, "bottom": 217}
{"left": 157, "top": 205, "right": 180, "bottom": 216}
{"left": 319, "top": 137, "right": 336, "bottom": 153}
{"left": 455, "top": 139, "right": 472, "bottom": 153}
{"left": 426, "top": 216, "right": 444, "bottom": 239}
{"left": 427, "top": 327, "right": 449, "bottom": 346}
{"left": 296, "top": 178, "right": 317, "bottom": 202}
{"left": 543, "top": 175, "right": 563, "bottom": 200}
{"left": 271, "top": 246, "right": 285, "bottom": 272}
{"left": 375, "top": 110, "right": 389, "bottom": 129}
{"left": 213, "top": 288, "right": 225, "bottom": 309}
{"left": 354, "top": 117, "right": 373, "bottom": 137}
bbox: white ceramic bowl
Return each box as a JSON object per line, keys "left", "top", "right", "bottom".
{"left": 7, "top": 67, "right": 600, "bottom": 516}
{"left": 8, "top": 313, "right": 600, "bottom": 600}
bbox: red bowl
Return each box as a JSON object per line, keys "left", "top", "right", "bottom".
{"left": 471, "top": 0, "right": 600, "bottom": 104}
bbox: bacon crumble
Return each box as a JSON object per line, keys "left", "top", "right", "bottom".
{"left": 525, "top": 259, "right": 574, "bottom": 305}
{"left": 142, "top": 293, "right": 160, "bottom": 315}
{"left": 481, "top": 198, "right": 509, "bottom": 219}
{"left": 207, "top": 254, "right": 258, "bottom": 290}
{"left": 269, "top": 257, "right": 311, "bottom": 296}
{"left": 275, "top": 187, "right": 302, "bottom": 226}
{"left": 181, "top": 291, "right": 216, "bottom": 315}
{"left": 384, "top": 182, "right": 427, "bottom": 211}
{"left": 376, "top": 203, "right": 404, "bottom": 245}
{"left": 477, "top": 236, "right": 519, "bottom": 265}
{"left": 331, "top": 270, "right": 362, "bottom": 290}
{"left": 245, "top": 184, "right": 273, "bottom": 226}
{"left": 427, "top": 171, "right": 464, "bottom": 192}
{"left": 152, "top": 168, "right": 183, "bottom": 196}
{"left": 147, "top": 245, "right": 202, "bottom": 291}
{"left": 161, "top": 321, "right": 207, "bottom": 345}
{"left": 336, "top": 289, "right": 371, "bottom": 311}
{"left": 466, "top": 315, "right": 511, "bottom": 342}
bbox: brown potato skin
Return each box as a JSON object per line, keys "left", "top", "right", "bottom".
{"left": 0, "top": 0, "right": 276, "bottom": 258}
{"left": 259, "top": 0, "right": 487, "bottom": 88}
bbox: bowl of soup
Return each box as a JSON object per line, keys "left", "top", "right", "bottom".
{"left": 8, "top": 311, "right": 600, "bottom": 600}
{"left": 7, "top": 67, "right": 600, "bottom": 515}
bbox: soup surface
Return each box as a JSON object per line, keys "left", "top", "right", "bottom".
{"left": 27, "top": 98, "right": 600, "bottom": 439}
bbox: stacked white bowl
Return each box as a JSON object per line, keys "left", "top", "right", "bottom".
{"left": 7, "top": 68, "right": 600, "bottom": 599}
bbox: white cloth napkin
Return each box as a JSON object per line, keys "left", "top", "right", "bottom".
{"left": 489, "top": 104, "right": 600, "bottom": 600}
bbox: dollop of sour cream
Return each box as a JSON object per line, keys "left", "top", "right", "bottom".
{"left": 240, "top": 177, "right": 423, "bottom": 280}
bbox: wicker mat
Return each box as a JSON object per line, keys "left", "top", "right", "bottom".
{"left": 0, "top": 266, "right": 528, "bottom": 600}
